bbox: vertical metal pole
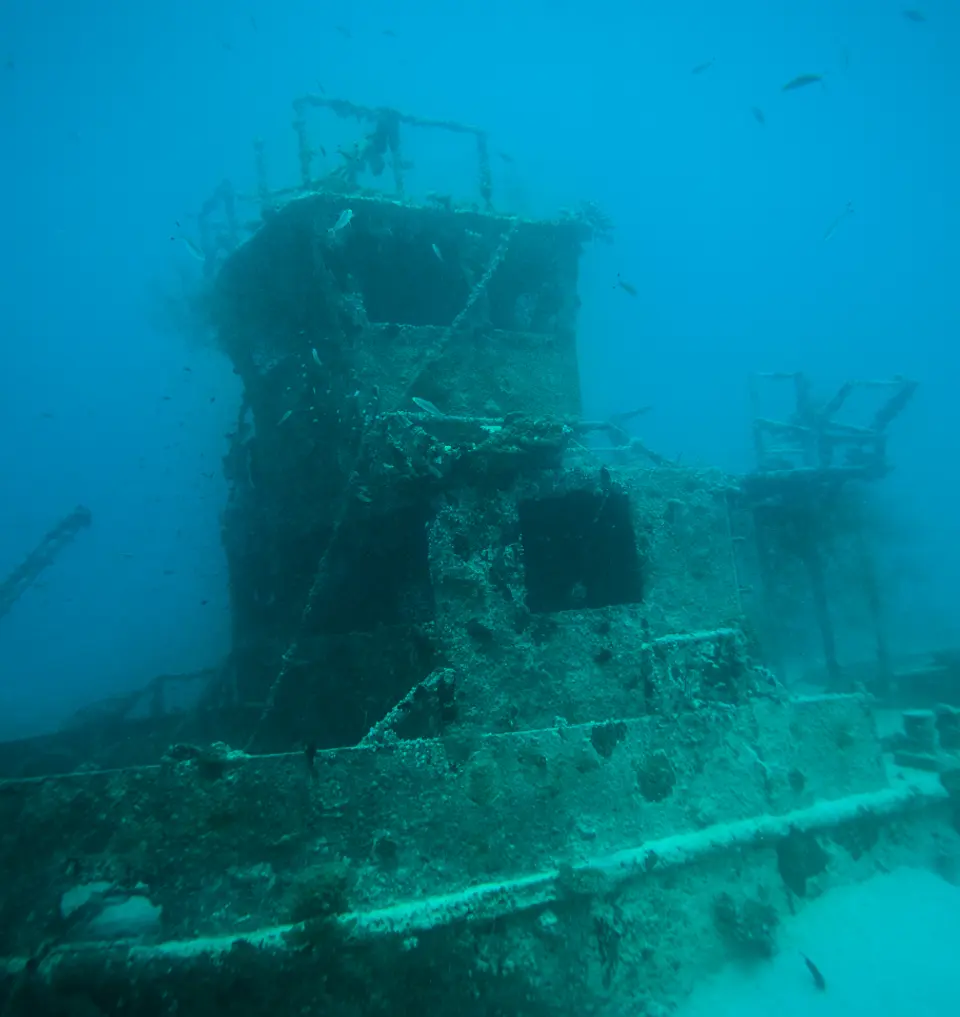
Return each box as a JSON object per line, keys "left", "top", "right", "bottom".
{"left": 220, "top": 180, "right": 239, "bottom": 249}
{"left": 391, "top": 123, "right": 406, "bottom": 197}
{"left": 747, "top": 374, "right": 765, "bottom": 469}
{"left": 254, "top": 138, "right": 270, "bottom": 214}
{"left": 794, "top": 373, "right": 818, "bottom": 467}
{"left": 855, "top": 529, "right": 892, "bottom": 699}
{"left": 750, "top": 508, "right": 789, "bottom": 681}
{"left": 476, "top": 132, "right": 493, "bottom": 211}
{"left": 803, "top": 537, "right": 843, "bottom": 689}
{"left": 292, "top": 117, "right": 312, "bottom": 188}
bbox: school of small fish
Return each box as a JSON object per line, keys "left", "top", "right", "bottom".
{"left": 665, "top": 7, "right": 930, "bottom": 280}
{"left": 147, "top": 9, "right": 929, "bottom": 302}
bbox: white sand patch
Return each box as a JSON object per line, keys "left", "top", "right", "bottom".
{"left": 675, "top": 867, "right": 960, "bottom": 1017}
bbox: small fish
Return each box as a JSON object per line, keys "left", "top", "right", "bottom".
{"left": 182, "top": 237, "right": 204, "bottom": 260}
{"left": 782, "top": 73, "right": 823, "bottom": 91}
{"left": 277, "top": 409, "right": 294, "bottom": 426}
{"left": 171, "top": 233, "right": 205, "bottom": 261}
{"left": 617, "top": 277, "right": 638, "bottom": 297}
{"left": 431, "top": 243, "right": 444, "bottom": 262}
{"left": 692, "top": 59, "right": 715, "bottom": 75}
{"left": 382, "top": 28, "right": 398, "bottom": 38}
{"left": 801, "top": 953, "right": 826, "bottom": 991}
{"left": 412, "top": 397, "right": 445, "bottom": 417}
{"left": 311, "top": 348, "right": 323, "bottom": 369}
{"left": 751, "top": 106, "right": 766, "bottom": 126}
{"left": 328, "top": 208, "right": 353, "bottom": 235}
{"left": 335, "top": 24, "right": 351, "bottom": 38}
{"left": 822, "top": 200, "right": 854, "bottom": 241}
{"left": 172, "top": 221, "right": 204, "bottom": 260}
{"left": 609, "top": 406, "right": 652, "bottom": 427}
{"left": 497, "top": 151, "right": 515, "bottom": 163}
{"left": 902, "top": 9, "right": 926, "bottom": 22}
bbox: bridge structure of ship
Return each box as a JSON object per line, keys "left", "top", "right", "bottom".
{"left": 1, "top": 96, "right": 959, "bottom": 1017}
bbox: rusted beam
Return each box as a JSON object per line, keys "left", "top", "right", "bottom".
{"left": 0, "top": 506, "right": 92, "bottom": 623}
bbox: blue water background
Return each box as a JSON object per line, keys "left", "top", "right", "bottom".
{"left": 0, "top": 0, "right": 956, "bottom": 736}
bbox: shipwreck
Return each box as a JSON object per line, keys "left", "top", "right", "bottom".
{"left": 1, "top": 94, "right": 958, "bottom": 1017}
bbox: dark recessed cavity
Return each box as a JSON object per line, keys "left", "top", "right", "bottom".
{"left": 308, "top": 503, "right": 435, "bottom": 635}
{"left": 518, "top": 490, "right": 644, "bottom": 614}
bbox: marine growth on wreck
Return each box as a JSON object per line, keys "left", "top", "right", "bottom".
{"left": 1, "top": 92, "right": 957, "bottom": 1017}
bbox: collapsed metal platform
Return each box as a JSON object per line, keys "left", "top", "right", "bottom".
{"left": 1, "top": 96, "right": 957, "bottom": 1017}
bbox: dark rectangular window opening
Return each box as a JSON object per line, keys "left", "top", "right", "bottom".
{"left": 332, "top": 225, "right": 469, "bottom": 326}
{"left": 519, "top": 490, "right": 644, "bottom": 613}
{"left": 308, "top": 503, "right": 435, "bottom": 635}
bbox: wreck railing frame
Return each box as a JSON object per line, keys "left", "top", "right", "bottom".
{"left": 744, "top": 371, "right": 915, "bottom": 693}
{"left": 747, "top": 371, "right": 917, "bottom": 481}
{"left": 248, "top": 94, "right": 496, "bottom": 212}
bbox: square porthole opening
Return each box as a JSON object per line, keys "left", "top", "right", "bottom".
{"left": 308, "top": 503, "right": 435, "bottom": 635}
{"left": 519, "top": 490, "right": 644, "bottom": 613}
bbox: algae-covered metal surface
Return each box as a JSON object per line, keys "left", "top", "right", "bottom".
{"left": 1, "top": 694, "right": 957, "bottom": 1017}
{"left": 0, "top": 695, "right": 883, "bottom": 952}
{"left": 1, "top": 94, "right": 953, "bottom": 1017}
